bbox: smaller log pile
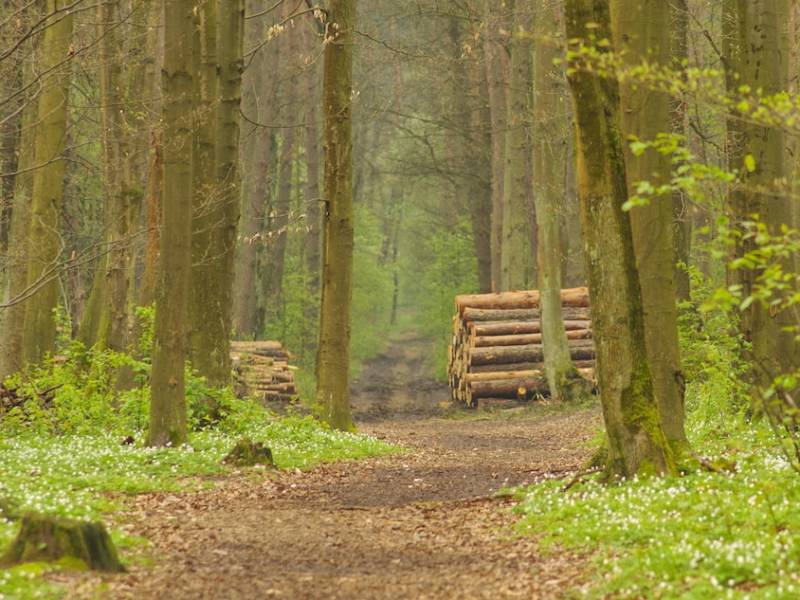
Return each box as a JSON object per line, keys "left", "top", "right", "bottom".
{"left": 447, "top": 287, "right": 595, "bottom": 407}
{"left": 231, "top": 341, "right": 297, "bottom": 402}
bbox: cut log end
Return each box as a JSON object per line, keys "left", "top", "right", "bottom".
{"left": 1, "top": 514, "right": 124, "bottom": 572}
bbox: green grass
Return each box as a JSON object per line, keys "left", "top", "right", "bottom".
{"left": 512, "top": 417, "right": 800, "bottom": 599}
{"left": 0, "top": 415, "right": 400, "bottom": 599}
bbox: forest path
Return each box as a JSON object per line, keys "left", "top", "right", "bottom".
{"left": 349, "top": 327, "right": 448, "bottom": 421}
{"left": 63, "top": 333, "right": 602, "bottom": 599}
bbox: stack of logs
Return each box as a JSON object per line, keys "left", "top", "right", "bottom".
{"left": 447, "top": 287, "right": 595, "bottom": 407}
{"left": 231, "top": 341, "right": 297, "bottom": 402}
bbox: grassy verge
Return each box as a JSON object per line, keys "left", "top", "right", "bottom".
{"left": 0, "top": 415, "right": 399, "bottom": 599}
{"left": 512, "top": 414, "right": 800, "bottom": 599}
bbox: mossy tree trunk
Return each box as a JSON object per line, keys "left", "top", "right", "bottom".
{"left": 611, "top": 0, "right": 690, "bottom": 454}
{"left": 0, "top": 12, "right": 37, "bottom": 378}
{"left": 316, "top": 0, "right": 356, "bottom": 432}
{"left": 565, "top": 0, "right": 675, "bottom": 478}
{"left": 724, "top": 0, "right": 795, "bottom": 386}
{"left": 148, "top": 0, "right": 195, "bottom": 447}
{"left": 500, "top": 0, "right": 535, "bottom": 291}
{"left": 533, "top": 0, "right": 591, "bottom": 402}
{"left": 21, "top": 0, "right": 74, "bottom": 365}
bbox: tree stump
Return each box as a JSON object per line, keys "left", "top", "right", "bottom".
{"left": 224, "top": 438, "right": 275, "bottom": 467}
{"left": 0, "top": 514, "right": 124, "bottom": 572}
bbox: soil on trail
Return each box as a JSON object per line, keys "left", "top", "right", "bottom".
{"left": 349, "top": 329, "right": 446, "bottom": 421}
{"left": 60, "top": 332, "right": 602, "bottom": 599}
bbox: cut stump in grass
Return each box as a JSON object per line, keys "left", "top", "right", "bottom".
{"left": 0, "top": 514, "right": 124, "bottom": 572}
{"left": 224, "top": 438, "right": 275, "bottom": 467}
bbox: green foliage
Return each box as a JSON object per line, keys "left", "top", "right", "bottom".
{"left": 514, "top": 425, "right": 800, "bottom": 598}
{"left": 399, "top": 210, "right": 478, "bottom": 379}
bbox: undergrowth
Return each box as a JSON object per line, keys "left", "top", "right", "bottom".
{"left": 512, "top": 276, "right": 800, "bottom": 599}
{"left": 0, "top": 312, "right": 399, "bottom": 599}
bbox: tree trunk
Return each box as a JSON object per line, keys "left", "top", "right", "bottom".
{"left": 188, "top": 0, "right": 244, "bottom": 386}
{"left": 95, "top": 0, "right": 133, "bottom": 354}
{"left": 565, "top": 0, "right": 674, "bottom": 478}
{"left": 533, "top": 0, "right": 592, "bottom": 403}
{"left": 139, "top": 0, "right": 164, "bottom": 308}
{"left": 317, "top": 0, "right": 356, "bottom": 432}
{"left": 304, "top": 20, "right": 322, "bottom": 328}
{"left": 724, "top": 0, "right": 795, "bottom": 386}
{"left": 671, "top": 0, "right": 692, "bottom": 302}
{"left": 21, "top": 0, "right": 74, "bottom": 365}
{"left": 0, "top": 16, "right": 37, "bottom": 378}
{"left": 233, "top": 0, "right": 278, "bottom": 339}
{"left": 483, "top": 0, "right": 510, "bottom": 291}
{"left": 611, "top": 0, "right": 690, "bottom": 452}
{"left": 148, "top": 0, "right": 195, "bottom": 447}
{"left": 500, "top": 0, "right": 535, "bottom": 291}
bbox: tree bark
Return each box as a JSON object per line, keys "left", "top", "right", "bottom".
{"left": 724, "top": 0, "right": 796, "bottom": 385}
{"left": 148, "top": 0, "right": 195, "bottom": 447}
{"left": 612, "top": 0, "right": 690, "bottom": 452}
{"left": 317, "top": 0, "right": 356, "bottom": 432}
{"left": 233, "top": 0, "right": 278, "bottom": 339}
{"left": 483, "top": 0, "right": 510, "bottom": 292}
{"left": 188, "top": 0, "right": 244, "bottom": 386}
{"left": 500, "top": 0, "right": 535, "bottom": 291}
{"left": 21, "top": 0, "right": 74, "bottom": 365}
{"left": 565, "top": 0, "right": 674, "bottom": 478}
{"left": 533, "top": 0, "right": 592, "bottom": 403}
{"left": 0, "top": 11, "right": 37, "bottom": 378}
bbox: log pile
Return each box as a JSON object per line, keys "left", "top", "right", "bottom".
{"left": 447, "top": 287, "right": 595, "bottom": 407}
{"left": 231, "top": 341, "right": 297, "bottom": 402}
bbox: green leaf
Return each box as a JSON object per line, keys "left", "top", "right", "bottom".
{"left": 744, "top": 154, "right": 757, "bottom": 173}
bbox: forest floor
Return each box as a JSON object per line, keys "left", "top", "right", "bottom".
{"left": 58, "top": 331, "right": 602, "bottom": 599}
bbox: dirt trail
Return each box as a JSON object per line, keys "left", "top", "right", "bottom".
{"left": 349, "top": 329, "right": 445, "bottom": 421}
{"left": 62, "top": 333, "right": 601, "bottom": 599}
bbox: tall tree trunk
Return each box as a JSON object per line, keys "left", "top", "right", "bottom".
{"left": 612, "top": 0, "right": 690, "bottom": 453}
{"left": 500, "top": 0, "right": 534, "bottom": 291}
{"left": 148, "top": 0, "right": 194, "bottom": 447}
{"left": 188, "top": 0, "right": 219, "bottom": 373}
{"left": 95, "top": 0, "right": 133, "bottom": 353}
{"left": 483, "top": 0, "right": 510, "bottom": 291}
{"left": 188, "top": 0, "right": 244, "bottom": 386}
{"left": 304, "top": 21, "right": 322, "bottom": 354}
{"left": 138, "top": 0, "right": 164, "bottom": 308}
{"left": 533, "top": 0, "right": 591, "bottom": 402}
{"left": 233, "top": 0, "right": 278, "bottom": 339}
{"left": 317, "top": 0, "right": 356, "bottom": 432}
{"left": 565, "top": 0, "right": 674, "bottom": 478}
{"left": 0, "top": 12, "right": 37, "bottom": 378}
{"left": 671, "top": 0, "right": 692, "bottom": 302}
{"left": 449, "top": 17, "right": 492, "bottom": 293}
{"left": 724, "top": 0, "right": 794, "bottom": 386}
{"left": 22, "top": 0, "right": 74, "bottom": 364}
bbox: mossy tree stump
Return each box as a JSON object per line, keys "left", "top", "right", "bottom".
{"left": 1, "top": 514, "right": 124, "bottom": 572}
{"left": 224, "top": 438, "right": 275, "bottom": 467}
